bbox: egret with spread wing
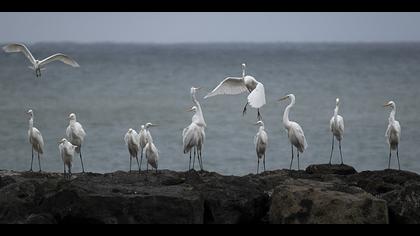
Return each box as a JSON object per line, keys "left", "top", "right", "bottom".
{"left": 278, "top": 94, "right": 308, "bottom": 171}
{"left": 3, "top": 43, "right": 79, "bottom": 77}
{"left": 204, "top": 63, "right": 266, "bottom": 120}
{"left": 384, "top": 101, "right": 401, "bottom": 170}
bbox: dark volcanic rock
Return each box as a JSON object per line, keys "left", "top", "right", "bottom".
{"left": 306, "top": 164, "right": 357, "bottom": 175}
{"left": 269, "top": 179, "right": 388, "bottom": 224}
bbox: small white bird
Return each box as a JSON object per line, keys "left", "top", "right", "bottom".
{"left": 144, "top": 123, "right": 159, "bottom": 173}
{"left": 183, "top": 106, "right": 205, "bottom": 171}
{"left": 329, "top": 98, "right": 345, "bottom": 165}
{"left": 3, "top": 43, "right": 80, "bottom": 77}
{"left": 27, "top": 109, "right": 44, "bottom": 172}
{"left": 384, "top": 101, "right": 401, "bottom": 170}
{"left": 66, "top": 113, "right": 87, "bottom": 173}
{"left": 204, "top": 63, "right": 266, "bottom": 120}
{"left": 58, "top": 138, "right": 78, "bottom": 179}
{"left": 254, "top": 121, "right": 268, "bottom": 174}
{"left": 278, "top": 94, "right": 308, "bottom": 170}
{"left": 124, "top": 128, "right": 141, "bottom": 173}
{"left": 138, "top": 124, "right": 148, "bottom": 170}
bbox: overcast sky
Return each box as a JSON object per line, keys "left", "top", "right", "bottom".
{"left": 1, "top": 12, "right": 420, "bottom": 43}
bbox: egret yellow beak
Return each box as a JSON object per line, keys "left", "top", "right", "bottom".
{"left": 278, "top": 96, "right": 289, "bottom": 101}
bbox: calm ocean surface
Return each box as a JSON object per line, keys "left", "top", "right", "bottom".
{"left": 1, "top": 42, "right": 419, "bottom": 175}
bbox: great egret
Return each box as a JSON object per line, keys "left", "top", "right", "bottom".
{"left": 124, "top": 128, "right": 141, "bottom": 173}
{"left": 183, "top": 106, "right": 205, "bottom": 171}
{"left": 66, "top": 113, "right": 86, "bottom": 173}
{"left": 144, "top": 123, "right": 159, "bottom": 173}
{"left": 278, "top": 94, "right": 308, "bottom": 170}
{"left": 27, "top": 109, "right": 44, "bottom": 172}
{"left": 254, "top": 121, "right": 268, "bottom": 174}
{"left": 204, "top": 63, "right": 266, "bottom": 120}
{"left": 182, "top": 87, "right": 206, "bottom": 171}
{"left": 58, "top": 138, "right": 78, "bottom": 179}
{"left": 329, "top": 98, "right": 345, "bottom": 165}
{"left": 3, "top": 43, "right": 79, "bottom": 77}
{"left": 384, "top": 101, "right": 401, "bottom": 170}
{"left": 138, "top": 125, "right": 148, "bottom": 171}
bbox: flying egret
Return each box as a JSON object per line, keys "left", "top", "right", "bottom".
{"left": 144, "top": 123, "right": 159, "bottom": 173}
{"left": 138, "top": 125, "right": 148, "bottom": 171}
{"left": 58, "top": 138, "right": 78, "bottom": 179}
{"left": 124, "top": 128, "right": 141, "bottom": 173}
{"left": 254, "top": 121, "right": 268, "bottom": 174}
{"left": 278, "top": 94, "right": 308, "bottom": 170}
{"left": 183, "top": 106, "right": 205, "bottom": 171}
{"left": 204, "top": 63, "right": 266, "bottom": 120}
{"left": 27, "top": 109, "right": 44, "bottom": 172}
{"left": 3, "top": 43, "right": 79, "bottom": 77}
{"left": 329, "top": 98, "right": 345, "bottom": 165}
{"left": 66, "top": 113, "right": 87, "bottom": 173}
{"left": 384, "top": 101, "right": 401, "bottom": 170}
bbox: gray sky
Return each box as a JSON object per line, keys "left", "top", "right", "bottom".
{"left": 1, "top": 12, "right": 420, "bottom": 43}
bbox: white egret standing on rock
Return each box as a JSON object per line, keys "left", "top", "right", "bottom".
{"left": 254, "top": 121, "right": 268, "bottom": 174}
{"left": 138, "top": 125, "right": 148, "bottom": 171}
{"left": 58, "top": 138, "right": 78, "bottom": 179}
{"left": 144, "top": 123, "right": 159, "bottom": 173}
{"left": 66, "top": 113, "right": 86, "bottom": 173}
{"left": 183, "top": 87, "right": 206, "bottom": 171}
{"left": 3, "top": 43, "right": 80, "bottom": 77}
{"left": 27, "top": 109, "right": 44, "bottom": 172}
{"left": 204, "top": 63, "right": 266, "bottom": 120}
{"left": 124, "top": 128, "right": 141, "bottom": 173}
{"left": 329, "top": 98, "right": 345, "bottom": 165}
{"left": 278, "top": 94, "right": 308, "bottom": 170}
{"left": 384, "top": 101, "right": 401, "bottom": 170}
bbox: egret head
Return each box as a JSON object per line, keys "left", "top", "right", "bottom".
{"left": 278, "top": 94, "right": 295, "bottom": 102}
{"left": 145, "top": 122, "right": 158, "bottom": 128}
{"left": 68, "top": 113, "right": 76, "bottom": 121}
{"left": 242, "top": 63, "right": 246, "bottom": 69}
{"left": 58, "top": 138, "right": 67, "bottom": 144}
{"left": 186, "top": 106, "right": 198, "bottom": 113}
{"left": 255, "top": 120, "right": 264, "bottom": 127}
{"left": 26, "top": 109, "right": 33, "bottom": 116}
{"left": 128, "top": 128, "right": 133, "bottom": 133}
{"left": 336, "top": 98, "right": 340, "bottom": 105}
{"left": 190, "top": 87, "right": 201, "bottom": 93}
{"left": 140, "top": 125, "right": 145, "bottom": 130}
{"left": 384, "top": 101, "right": 395, "bottom": 109}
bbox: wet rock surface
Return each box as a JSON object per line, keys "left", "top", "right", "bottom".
{"left": 0, "top": 165, "right": 419, "bottom": 224}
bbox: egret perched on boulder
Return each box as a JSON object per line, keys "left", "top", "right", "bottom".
{"left": 384, "top": 101, "right": 401, "bottom": 170}
{"left": 66, "top": 113, "right": 86, "bottom": 173}
{"left": 204, "top": 63, "right": 266, "bottom": 120}
{"left": 3, "top": 43, "right": 79, "bottom": 77}
{"left": 144, "top": 123, "right": 159, "bottom": 173}
{"left": 254, "top": 121, "right": 268, "bottom": 174}
{"left": 138, "top": 125, "right": 148, "bottom": 171}
{"left": 27, "top": 109, "right": 44, "bottom": 172}
{"left": 124, "top": 128, "right": 141, "bottom": 173}
{"left": 278, "top": 94, "right": 308, "bottom": 170}
{"left": 329, "top": 98, "right": 345, "bottom": 165}
{"left": 58, "top": 138, "right": 78, "bottom": 179}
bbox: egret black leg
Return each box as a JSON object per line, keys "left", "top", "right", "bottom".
{"left": 189, "top": 151, "right": 192, "bottom": 171}
{"left": 193, "top": 147, "right": 196, "bottom": 170}
{"left": 297, "top": 151, "right": 300, "bottom": 171}
{"left": 388, "top": 147, "right": 392, "bottom": 169}
{"left": 69, "top": 164, "right": 72, "bottom": 179}
{"left": 289, "top": 145, "right": 294, "bottom": 170}
{"left": 136, "top": 154, "right": 141, "bottom": 173}
{"left": 263, "top": 154, "right": 266, "bottom": 172}
{"left": 257, "top": 158, "right": 260, "bottom": 174}
{"left": 129, "top": 155, "right": 132, "bottom": 173}
{"left": 199, "top": 149, "right": 203, "bottom": 171}
{"left": 329, "top": 135, "right": 334, "bottom": 165}
{"left": 242, "top": 102, "right": 248, "bottom": 116}
{"left": 64, "top": 163, "right": 66, "bottom": 178}
{"left": 38, "top": 152, "right": 41, "bottom": 172}
{"left": 397, "top": 145, "right": 401, "bottom": 171}
{"left": 140, "top": 148, "right": 143, "bottom": 171}
{"left": 339, "top": 140, "right": 343, "bottom": 165}
{"left": 79, "top": 146, "right": 85, "bottom": 173}
{"left": 30, "top": 147, "right": 34, "bottom": 172}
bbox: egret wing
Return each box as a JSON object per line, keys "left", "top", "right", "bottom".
{"left": 247, "top": 82, "right": 266, "bottom": 109}
{"left": 3, "top": 43, "right": 36, "bottom": 65}
{"left": 204, "top": 77, "right": 247, "bottom": 99}
{"left": 39, "top": 53, "right": 80, "bottom": 67}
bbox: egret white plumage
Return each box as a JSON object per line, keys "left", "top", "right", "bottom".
{"left": 329, "top": 98, "right": 345, "bottom": 165}
{"left": 278, "top": 94, "right": 308, "bottom": 170}
{"left": 384, "top": 101, "right": 401, "bottom": 170}
{"left": 58, "top": 138, "right": 78, "bottom": 179}
{"left": 27, "top": 109, "right": 44, "bottom": 172}
{"left": 138, "top": 125, "right": 148, "bottom": 171}
{"left": 254, "top": 121, "right": 268, "bottom": 174}
{"left": 124, "top": 128, "right": 141, "bottom": 173}
{"left": 66, "top": 113, "right": 87, "bottom": 173}
{"left": 204, "top": 63, "right": 266, "bottom": 120}
{"left": 144, "top": 123, "right": 159, "bottom": 173}
{"left": 3, "top": 43, "right": 79, "bottom": 77}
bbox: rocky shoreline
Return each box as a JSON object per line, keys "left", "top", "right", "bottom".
{"left": 1, "top": 164, "right": 419, "bottom": 224}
